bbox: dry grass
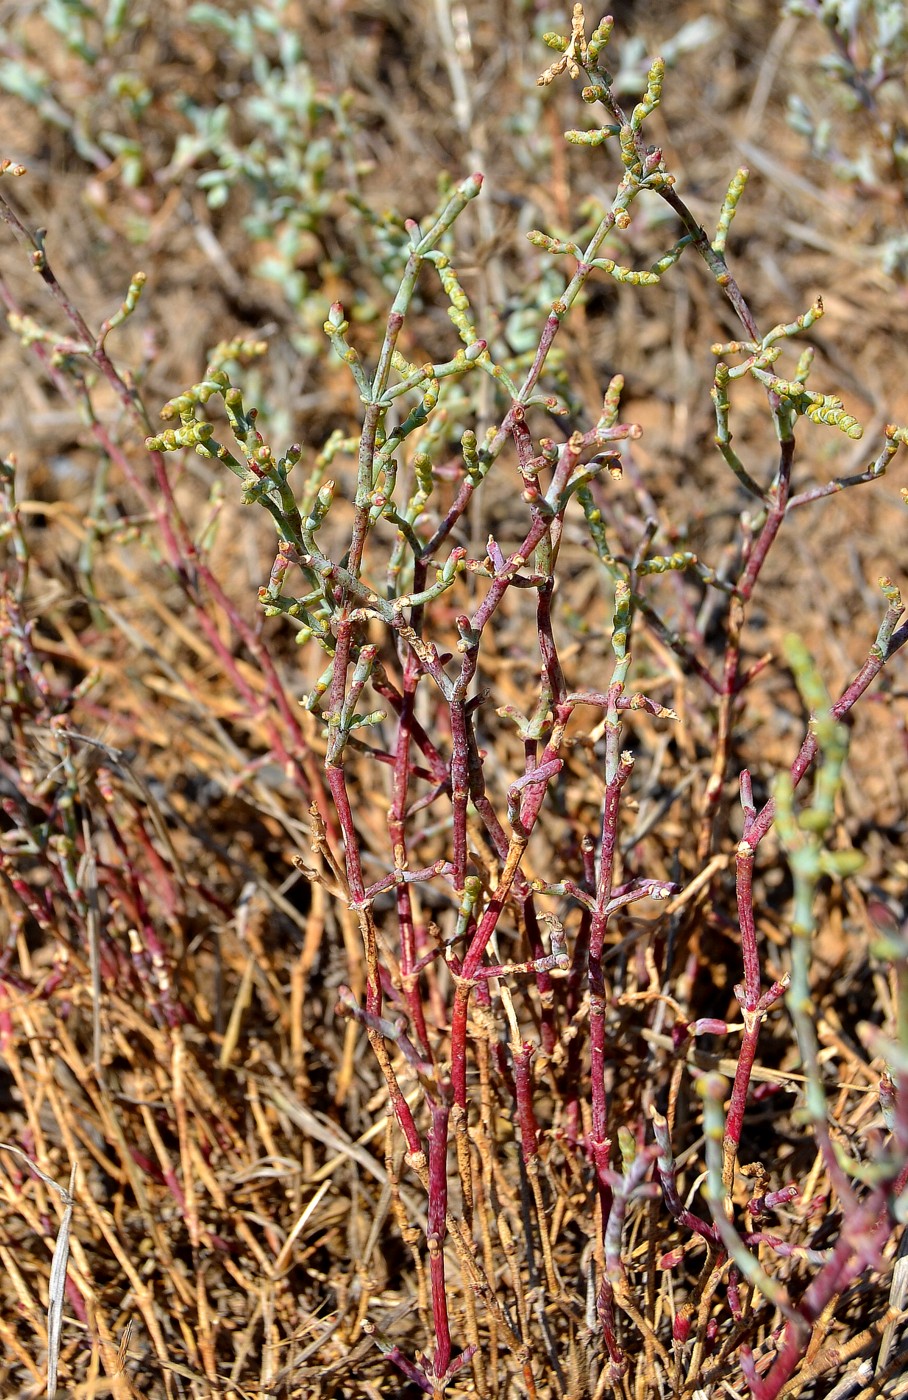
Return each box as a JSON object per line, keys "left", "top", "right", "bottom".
{"left": 1, "top": 2, "right": 907, "bottom": 1397}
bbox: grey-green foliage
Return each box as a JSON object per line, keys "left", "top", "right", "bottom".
{"left": 786, "top": 0, "right": 908, "bottom": 82}
{"left": 0, "top": 0, "right": 152, "bottom": 167}
{"left": 172, "top": 1, "right": 348, "bottom": 318}
{"left": 0, "top": 0, "right": 347, "bottom": 331}
{"left": 784, "top": 0, "right": 907, "bottom": 271}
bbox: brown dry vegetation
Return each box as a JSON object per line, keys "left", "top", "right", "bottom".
{"left": 1, "top": 2, "right": 907, "bottom": 1398}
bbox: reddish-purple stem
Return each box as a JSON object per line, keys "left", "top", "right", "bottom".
{"left": 748, "top": 609, "right": 908, "bottom": 848}
{"left": 449, "top": 625, "right": 480, "bottom": 891}
{"left": 427, "top": 1098, "right": 452, "bottom": 1376}
{"left": 651, "top": 1110, "right": 719, "bottom": 1243}
{"left": 513, "top": 1041, "right": 540, "bottom": 1163}
{"left": 735, "top": 815, "right": 762, "bottom": 1012}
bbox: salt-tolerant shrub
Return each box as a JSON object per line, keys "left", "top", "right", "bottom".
{"left": 1, "top": 5, "right": 907, "bottom": 1397}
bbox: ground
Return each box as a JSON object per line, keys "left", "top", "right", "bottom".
{"left": 0, "top": 2, "right": 907, "bottom": 1397}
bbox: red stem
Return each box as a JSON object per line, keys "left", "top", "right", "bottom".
{"left": 427, "top": 1098, "right": 452, "bottom": 1377}
{"left": 513, "top": 1041, "right": 540, "bottom": 1163}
